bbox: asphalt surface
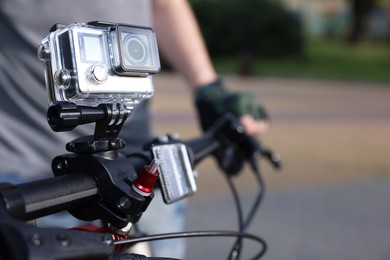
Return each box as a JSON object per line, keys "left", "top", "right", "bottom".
{"left": 150, "top": 73, "right": 390, "bottom": 259}
{"left": 186, "top": 178, "right": 390, "bottom": 260}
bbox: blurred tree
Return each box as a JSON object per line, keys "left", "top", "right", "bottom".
{"left": 348, "top": 0, "right": 378, "bottom": 43}
{"left": 191, "top": 0, "right": 304, "bottom": 75}
{"left": 378, "top": 0, "right": 390, "bottom": 9}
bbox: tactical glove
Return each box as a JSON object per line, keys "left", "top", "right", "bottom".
{"left": 195, "top": 79, "right": 269, "bottom": 131}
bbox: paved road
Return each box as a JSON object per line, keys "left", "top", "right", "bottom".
{"left": 185, "top": 178, "right": 390, "bottom": 260}
{"left": 150, "top": 73, "right": 390, "bottom": 259}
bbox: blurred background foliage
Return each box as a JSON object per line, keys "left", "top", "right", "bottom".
{"left": 187, "top": 0, "right": 390, "bottom": 83}
{"left": 191, "top": 0, "right": 304, "bottom": 58}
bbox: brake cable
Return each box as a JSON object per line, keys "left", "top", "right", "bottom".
{"left": 226, "top": 153, "right": 266, "bottom": 260}
{"left": 113, "top": 230, "right": 267, "bottom": 260}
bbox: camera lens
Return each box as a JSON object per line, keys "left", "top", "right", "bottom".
{"left": 123, "top": 34, "right": 148, "bottom": 65}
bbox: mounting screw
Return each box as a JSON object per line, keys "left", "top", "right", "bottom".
{"left": 118, "top": 197, "right": 131, "bottom": 209}
{"left": 56, "top": 234, "right": 71, "bottom": 247}
{"left": 30, "top": 233, "right": 42, "bottom": 247}
{"left": 102, "top": 235, "right": 113, "bottom": 246}
{"left": 52, "top": 157, "right": 69, "bottom": 175}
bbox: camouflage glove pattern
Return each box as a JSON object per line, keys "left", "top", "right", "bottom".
{"left": 195, "top": 79, "right": 269, "bottom": 132}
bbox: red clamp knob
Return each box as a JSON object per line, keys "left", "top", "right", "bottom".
{"left": 132, "top": 158, "right": 160, "bottom": 196}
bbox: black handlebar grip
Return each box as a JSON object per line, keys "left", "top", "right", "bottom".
{"left": 0, "top": 173, "right": 98, "bottom": 221}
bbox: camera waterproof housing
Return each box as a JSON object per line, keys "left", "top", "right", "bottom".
{"left": 38, "top": 22, "right": 160, "bottom": 109}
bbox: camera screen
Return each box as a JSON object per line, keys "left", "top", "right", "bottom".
{"left": 79, "top": 33, "right": 104, "bottom": 63}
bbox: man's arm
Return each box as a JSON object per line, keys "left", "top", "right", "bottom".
{"left": 152, "top": 0, "right": 269, "bottom": 135}
{"left": 152, "top": 0, "right": 217, "bottom": 89}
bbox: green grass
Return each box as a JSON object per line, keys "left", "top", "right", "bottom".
{"left": 213, "top": 40, "right": 390, "bottom": 84}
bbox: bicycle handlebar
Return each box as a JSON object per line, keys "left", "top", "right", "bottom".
{"left": 0, "top": 132, "right": 220, "bottom": 223}
{"left": 0, "top": 114, "right": 280, "bottom": 259}
{"left": 0, "top": 114, "right": 281, "bottom": 223}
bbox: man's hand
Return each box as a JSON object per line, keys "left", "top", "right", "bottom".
{"left": 240, "top": 115, "right": 270, "bottom": 136}
{"left": 195, "top": 79, "right": 270, "bottom": 135}
{"left": 194, "top": 79, "right": 270, "bottom": 175}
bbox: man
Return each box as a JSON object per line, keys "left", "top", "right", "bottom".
{"left": 0, "top": 0, "right": 269, "bottom": 257}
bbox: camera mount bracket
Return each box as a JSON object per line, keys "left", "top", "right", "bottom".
{"left": 45, "top": 102, "right": 157, "bottom": 231}
{"left": 47, "top": 101, "right": 130, "bottom": 153}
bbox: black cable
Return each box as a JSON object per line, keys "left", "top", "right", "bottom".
{"left": 226, "top": 154, "right": 266, "bottom": 260}
{"left": 243, "top": 155, "right": 265, "bottom": 230}
{"left": 225, "top": 174, "right": 244, "bottom": 260}
{"left": 113, "top": 230, "right": 267, "bottom": 260}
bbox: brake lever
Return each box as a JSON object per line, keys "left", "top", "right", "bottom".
{"left": 261, "top": 149, "right": 282, "bottom": 170}
{"left": 211, "top": 113, "right": 282, "bottom": 174}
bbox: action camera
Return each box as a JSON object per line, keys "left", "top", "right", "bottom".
{"left": 38, "top": 22, "right": 160, "bottom": 108}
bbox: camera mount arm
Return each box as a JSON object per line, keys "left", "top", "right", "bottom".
{"left": 48, "top": 102, "right": 130, "bottom": 153}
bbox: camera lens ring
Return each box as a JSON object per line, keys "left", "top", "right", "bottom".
{"left": 123, "top": 34, "right": 148, "bottom": 66}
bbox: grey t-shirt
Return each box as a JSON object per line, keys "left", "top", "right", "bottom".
{"left": 0, "top": 0, "right": 154, "bottom": 180}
